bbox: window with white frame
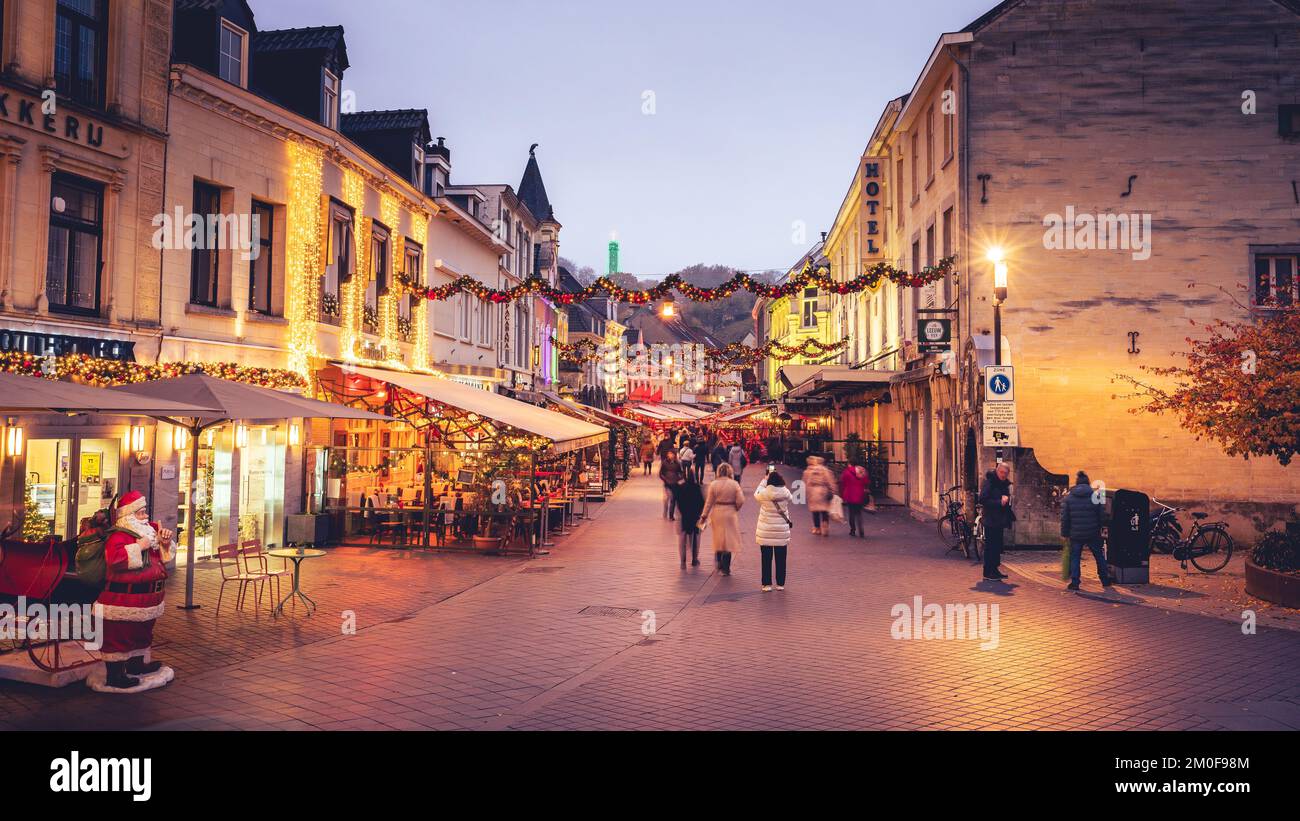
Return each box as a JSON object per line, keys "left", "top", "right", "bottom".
{"left": 218, "top": 20, "right": 247, "bottom": 87}
{"left": 365, "top": 223, "right": 389, "bottom": 330}
{"left": 1254, "top": 252, "right": 1298, "bottom": 308}
{"left": 459, "top": 292, "right": 473, "bottom": 341}
{"left": 398, "top": 241, "right": 421, "bottom": 338}
{"left": 477, "top": 294, "right": 492, "bottom": 345}
{"left": 322, "top": 69, "right": 339, "bottom": 129}
{"left": 801, "top": 287, "right": 818, "bottom": 328}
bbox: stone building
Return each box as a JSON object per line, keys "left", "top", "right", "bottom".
{"left": 0, "top": 0, "right": 173, "bottom": 539}
{"left": 807, "top": 0, "right": 1300, "bottom": 540}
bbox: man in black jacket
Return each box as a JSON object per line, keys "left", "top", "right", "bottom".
{"left": 977, "top": 462, "right": 1015, "bottom": 580}
{"left": 1061, "top": 471, "right": 1112, "bottom": 590}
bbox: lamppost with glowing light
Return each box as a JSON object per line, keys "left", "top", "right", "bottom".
{"left": 987, "top": 247, "right": 1008, "bottom": 367}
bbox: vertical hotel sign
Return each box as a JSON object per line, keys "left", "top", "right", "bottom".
{"left": 859, "top": 157, "right": 886, "bottom": 266}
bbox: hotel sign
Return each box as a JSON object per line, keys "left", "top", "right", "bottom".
{"left": 0, "top": 84, "right": 127, "bottom": 158}
{"left": 860, "top": 157, "right": 886, "bottom": 263}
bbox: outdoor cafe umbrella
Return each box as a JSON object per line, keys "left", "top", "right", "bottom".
{"left": 0, "top": 371, "right": 223, "bottom": 415}
{"left": 109, "top": 373, "right": 391, "bottom": 609}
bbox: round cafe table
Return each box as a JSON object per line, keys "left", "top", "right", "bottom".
{"left": 267, "top": 548, "right": 326, "bottom": 617}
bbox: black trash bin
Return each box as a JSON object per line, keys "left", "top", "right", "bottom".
{"left": 1108, "top": 489, "right": 1152, "bottom": 584}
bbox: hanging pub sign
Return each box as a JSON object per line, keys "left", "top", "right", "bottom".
{"left": 916, "top": 318, "right": 951, "bottom": 353}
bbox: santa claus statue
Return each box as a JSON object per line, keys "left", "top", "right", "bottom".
{"left": 95, "top": 490, "right": 174, "bottom": 690}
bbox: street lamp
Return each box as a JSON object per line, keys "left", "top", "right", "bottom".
{"left": 987, "top": 247, "right": 1008, "bottom": 367}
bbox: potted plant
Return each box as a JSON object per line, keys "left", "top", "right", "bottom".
{"left": 1245, "top": 527, "right": 1300, "bottom": 608}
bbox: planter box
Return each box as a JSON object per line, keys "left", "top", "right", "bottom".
{"left": 1245, "top": 557, "right": 1300, "bottom": 609}
{"left": 473, "top": 536, "right": 504, "bottom": 553}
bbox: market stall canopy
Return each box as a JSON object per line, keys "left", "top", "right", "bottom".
{"left": 345, "top": 365, "right": 606, "bottom": 453}
{"left": 541, "top": 391, "right": 607, "bottom": 427}
{"left": 714, "top": 403, "right": 778, "bottom": 424}
{"left": 626, "top": 403, "right": 691, "bottom": 422}
{"left": 579, "top": 402, "right": 642, "bottom": 428}
{"left": 0, "top": 371, "right": 223, "bottom": 415}
{"left": 786, "top": 367, "right": 897, "bottom": 401}
{"left": 661, "top": 403, "right": 711, "bottom": 419}
{"left": 109, "top": 373, "right": 392, "bottom": 424}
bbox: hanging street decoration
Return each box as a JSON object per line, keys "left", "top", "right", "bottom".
{"left": 396, "top": 255, "right": 957, "bottom": 307}
{"left": 0, "top": 351, "right": 308, "bottom": 390}
{"left": 706, "top": 338, "right": 849, "bottom": 373}
{"left": 550, "top": 335, "right": 603, "bottom": 365}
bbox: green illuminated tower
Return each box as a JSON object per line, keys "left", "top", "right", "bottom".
{"left": 608, "top": 236, "right": 620, "bottom": 274}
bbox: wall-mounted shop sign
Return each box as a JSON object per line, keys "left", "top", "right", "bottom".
{"left": 0, "top": 84, "right": 126, "bottom": 157}
{"left": 859, "top": 158, "right": 887, "bottom": 262}
{"left": 0, "top": 330, "right": 136, "bottom": 361}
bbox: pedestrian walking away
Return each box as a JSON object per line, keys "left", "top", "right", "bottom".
{"left": 1061, "top": 470, "right": 1112, "bottom": 590}
{"left": 803, "top": 455, "right": 837, "bottom": 536}
{"left": 701, "top": 462, "right": 745, "bottom": 575}
{"left": 639, "top": 439, "right": 656, "bottom": 477}
{"left": 839, "top": 461, "right": 870, "bottom": 538}
{"left": 659, "top": 449, "right": 683, "bottom": 520}
{"left": 673, "top": 472, "right": 706, "bottom": 568}
{"left": 754, "top": 469, "right": 793, "bottom": 591}
{"left": 692, "top": 439, "right": 708, "bottom": 483}
{"left": 728, "top": 442, "right": 748, "bottom": 484}
{"left": 977, "top": 462, "right": 1015, "bottom": 581}
{"left": 710, "top": 441, "right": 728, "bottom": 478}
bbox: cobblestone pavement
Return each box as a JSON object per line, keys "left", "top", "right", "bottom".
{"left": 4, "top": 467, "right": 1299, "bottom": 731}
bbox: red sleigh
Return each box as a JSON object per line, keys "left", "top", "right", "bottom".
{"left": 0, "top": 524, "right": 101, "bottom": 675}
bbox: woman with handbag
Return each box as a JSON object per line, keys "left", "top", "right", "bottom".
{"left": 754, "top": 469, "right": 794, "bottom": 591}
{"left": 701, "top": 462, "right": 744, "bottom": 575}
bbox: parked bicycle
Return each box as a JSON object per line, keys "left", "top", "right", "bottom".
{"left": 1151, "top": 499, "right": 1234, "bottom": 573}
{"left": 938, "top": 485, "right": 981, "bottom": 561}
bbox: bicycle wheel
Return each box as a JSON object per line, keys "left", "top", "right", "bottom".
{"left": 969, "top": 519, "right": 983, "bottom": 561}
{"left": 938, "top": 514, "right": 963, "bottom": 550}
{"left": 1189, "top": 527, "right": 1234, "bottom": 573}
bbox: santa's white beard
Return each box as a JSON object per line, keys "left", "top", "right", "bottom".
{"left": 122, "top": 516, "right": 158, "bottom": 551}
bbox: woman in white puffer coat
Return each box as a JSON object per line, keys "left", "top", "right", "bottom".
{"left": 754, "top": 469, "right": 794, "bottom": 591}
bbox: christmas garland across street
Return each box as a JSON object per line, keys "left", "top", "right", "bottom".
{"left": 397, "top": 256, "right": 957, "bottom": 305}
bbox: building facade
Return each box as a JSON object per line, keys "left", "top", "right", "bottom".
{"left": 803, "top": 0, "right": 1300, "bottom": 540}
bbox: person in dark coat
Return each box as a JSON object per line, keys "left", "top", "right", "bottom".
{"left": 1061, "top": 471, "right": 1112, "bottom": 590}
{"left": 710, "top": 442, "right": 728, "bottom": 478}
{"left": 692, "top": 439, "right": 708, "bottom": 483}
{"left": 977, "top": 463, "right": 1015, "bottom": 581}
{"left": 659, "top": 450, "right": 683, "bottom": 520}
{"left": 672, "top": 473, "right": 706, "bottom": 568}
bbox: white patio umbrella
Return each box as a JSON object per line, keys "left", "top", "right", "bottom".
{"left": 0, "top": 371, "right": 223, "bottom": 415}
{"left": 110, "top": 374, "right": 391, "bottom": 609}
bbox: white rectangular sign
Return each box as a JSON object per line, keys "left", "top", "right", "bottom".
{"left": 982, "top": 402, "right": 1017, "bottom": 427}
{"left": 983, "top": 424, "right": 1019, "bottom": 447}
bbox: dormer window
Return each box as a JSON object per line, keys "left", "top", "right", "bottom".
{"left": 218, "top": 20, "right": 247, "bottom": 87}
{"left": 412, "top": 143, "right": 424, "bottom": 186}
{"left": 322, "top": 69, "right": 340, "bottom": 129}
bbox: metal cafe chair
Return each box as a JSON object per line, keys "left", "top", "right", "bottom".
{"left": 242, "top": 539, "right": 291, "bottom": 606}
{"left": 215, "top": 542, "right": 269, "bottom": 614}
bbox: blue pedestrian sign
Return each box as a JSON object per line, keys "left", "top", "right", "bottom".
{"left": 984, "top": 366, "right": 1014, "bottom": 402}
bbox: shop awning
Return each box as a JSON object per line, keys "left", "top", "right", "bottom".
{"left": 777, "top": 364, "right": 824, "bottom": 391}
{"left": 0, "top": 371, "right": 223, "bottom": 416}
{"left": 573, "top": 400, "right": 643, "bottom": 428}
{"left": 110, "top": 373, "right": 393, "bottom": 424}
{"left": 786, "top": 367, "right": 898, "bottom": 400}
{"left": 345, "top": 365, "right": 607, "bottom": 453}
{"left": 541, "top": 391, "right": 607, "bottom": 427}
{"left": 661, "top": 403, "right": 711, "bottom": 419}
{"left": 627, "top": 403, "right": 695, "bottom": 422}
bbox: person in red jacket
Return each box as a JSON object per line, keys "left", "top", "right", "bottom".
{"left": 97, "top": 490, "right": 174, "bottom": 689}
{"left": 839, "top": 462, "right": 871, "bottom": 539}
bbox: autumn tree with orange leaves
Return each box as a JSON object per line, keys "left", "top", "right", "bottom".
{"left": 1116, "top": 296, "right": 1300, "bottom": 466}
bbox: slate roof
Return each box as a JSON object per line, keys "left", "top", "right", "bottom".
{"left": 518, "top": 146, "right": 554, "bottom": 223}
{"left": 253, "top": 26, "right": 349, "bottom": 70}
{"left": 341, "top": 109, "right": 430, "bottom": 134}
{"left": 175, "top": 0, "right": 224, "bottom": 10}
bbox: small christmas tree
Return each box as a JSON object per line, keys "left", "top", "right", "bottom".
{"left": 22, "top": 480, "right": 50, "bottom": 541}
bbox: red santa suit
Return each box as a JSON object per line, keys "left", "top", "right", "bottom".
{"left": 96, "top": 491, "right": 168, "bottom": 662}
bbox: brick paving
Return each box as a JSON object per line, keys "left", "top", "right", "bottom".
{"left": 3, "top": 466, "right": 1299, "bottom": 730}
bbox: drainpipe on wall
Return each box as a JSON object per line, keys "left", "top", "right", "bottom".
{"left": 946, "top": 43, "right": 974, "bottom": 496}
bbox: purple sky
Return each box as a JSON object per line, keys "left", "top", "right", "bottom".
{"left": 256, "top": 0, "right": 995, "bottom": 278}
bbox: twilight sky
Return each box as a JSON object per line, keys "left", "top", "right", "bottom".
{"left": 255, "top": 0, "right": 995, "bottom": 278}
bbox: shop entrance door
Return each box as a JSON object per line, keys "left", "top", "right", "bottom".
{"left": 74, "top": 438, "right": 121, "bottom": 535}
{"left": 24, "top": 438, "right": 73, "bottom": 540}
